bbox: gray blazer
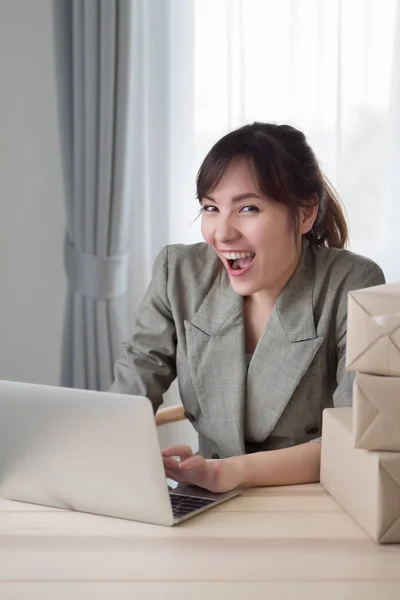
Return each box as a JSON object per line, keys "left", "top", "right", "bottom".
{"left": 110, "top": 239, "right": 385, "bottom": 458}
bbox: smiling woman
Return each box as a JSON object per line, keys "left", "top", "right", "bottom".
{"left": 110, "top": 122, "right": 385, "bottom": 493}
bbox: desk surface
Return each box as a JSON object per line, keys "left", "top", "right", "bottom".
{"left": 0, "top": 483, "right": 399, "bottom": 599}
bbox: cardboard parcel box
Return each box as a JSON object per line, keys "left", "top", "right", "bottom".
{"left": 353, "top": 373, "right": 400, "bottom": 452}
{"left": 321, "top": 408, "right": 400, "bottom": 544}
{"left": 346, "top": 282, "right": 400, "bottom": 376}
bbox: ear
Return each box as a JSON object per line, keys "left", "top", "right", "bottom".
{"left": 298, "top": 201, "right": 319, "bottom": 235}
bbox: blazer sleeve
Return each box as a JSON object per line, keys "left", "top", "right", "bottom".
{"left": 312, "top": 259, "right": 386, "bottom": 444}
{"left": 109, "top": 246, "right": 177, "bottom": 412}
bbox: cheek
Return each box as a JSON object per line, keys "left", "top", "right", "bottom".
{"left": 255, "top": 213, "right": 295, "bottom": 253}
{"left": 200, "top": 217, "right": 214, "bottom": 245}
{"left": 274, "top": 220, "right": 298, "bottom": 260}
{"left": 279, "top": 215, "right": 296, "bottom": 246}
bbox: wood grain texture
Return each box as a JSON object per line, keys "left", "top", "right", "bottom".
{"left": 1, "top": 484, "right": 399, "bottom": 598}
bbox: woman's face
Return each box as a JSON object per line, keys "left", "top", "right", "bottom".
{"left": 200, "top": 158, "right": 313, "bottom": 300}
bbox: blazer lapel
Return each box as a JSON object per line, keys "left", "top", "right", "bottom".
{"left": 245, "top": 241, "right": 324, "bottom": 442}
{"left": 184, "top": 271, "right": 246, "bottom": 457}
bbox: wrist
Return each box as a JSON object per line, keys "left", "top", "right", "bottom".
{"left": 224, "top": 454, "right": 249, "bottom": 488}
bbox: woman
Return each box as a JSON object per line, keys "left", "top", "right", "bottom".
{"left": 111, "top": 122, "right": 385, "bottom": 493}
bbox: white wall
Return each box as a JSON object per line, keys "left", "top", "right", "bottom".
{"left": 0, "top": 0, "right": 66, "bottom": 385}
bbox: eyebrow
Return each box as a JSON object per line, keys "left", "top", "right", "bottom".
{"left": 202, "top": 192, "right": 261, "bottom": 203}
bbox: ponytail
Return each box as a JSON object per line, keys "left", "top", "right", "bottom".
{"left": 306, "top": 174, "right": 348, "bottom": 249}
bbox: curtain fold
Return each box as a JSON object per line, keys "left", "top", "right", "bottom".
{"left": 52, "top": 0, "right": 134, "bottom": 390}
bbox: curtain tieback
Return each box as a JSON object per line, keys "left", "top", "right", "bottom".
{"left": 64, "top": 235, "right": 130, "bottom": 300}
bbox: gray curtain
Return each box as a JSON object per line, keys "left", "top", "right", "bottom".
{"left": 52, "top": 0, "right": 134, "bottom": 390}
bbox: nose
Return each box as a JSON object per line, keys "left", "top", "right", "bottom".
{"left": 214, "top": 215, "right": 241, "bottom": 245}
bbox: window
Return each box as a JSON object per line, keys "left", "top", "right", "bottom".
{"left": 193, "top": 0, "right": 399, "bottom": 277}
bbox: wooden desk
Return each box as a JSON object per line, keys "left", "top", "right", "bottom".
{"left": 0, "top": 484, "right": 399, "bottom": 599}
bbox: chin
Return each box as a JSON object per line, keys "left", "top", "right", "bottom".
{"left": 229, "top": 278, "right": 259, "bottom": 297}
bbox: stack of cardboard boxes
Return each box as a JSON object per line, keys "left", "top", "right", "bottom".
{"left": 321, "top": 282, "right": 400, "bottom": 544}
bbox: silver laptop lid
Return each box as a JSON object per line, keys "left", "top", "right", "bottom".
{"left": 0, "top": 381, "right": 175, "bottom": 526}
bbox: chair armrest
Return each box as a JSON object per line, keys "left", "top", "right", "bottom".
{"left": 155, "top": 404, "right": 185, "bottom": 427}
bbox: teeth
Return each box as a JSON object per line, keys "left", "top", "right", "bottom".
{"left": 222, "top": 251, "right": 254, "bottom": 260}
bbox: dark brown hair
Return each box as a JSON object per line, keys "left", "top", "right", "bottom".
{"left": 196, "top": 122, "right": 348, "bottom": 249}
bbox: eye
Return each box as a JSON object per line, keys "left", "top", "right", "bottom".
{"left": 201, "top": 204, "right": 218, "bottom": 213}
{"left": 239, "top": 205, "right": 259, "bottom": 213}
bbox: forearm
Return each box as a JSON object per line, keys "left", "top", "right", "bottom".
{"left": 225, "top": 441, "right": 321, "bottom": 488}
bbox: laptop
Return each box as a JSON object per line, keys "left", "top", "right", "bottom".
{"left": 0, "top": 380, "right": 239, "bottom": 526}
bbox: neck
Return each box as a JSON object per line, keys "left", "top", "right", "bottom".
{"left": 247, "top": 247, "right": 302, "bottom": 309}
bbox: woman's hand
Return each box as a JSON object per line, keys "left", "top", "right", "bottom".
{"left": 162, "top": 445, "right": 241, "bottom": 493}
{"left": 163, "top": 442, "right": 321, "bottom": 491}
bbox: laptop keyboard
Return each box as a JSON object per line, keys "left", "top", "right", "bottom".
{"left": 170, "top": 493, "right": 217, "bottom": 519}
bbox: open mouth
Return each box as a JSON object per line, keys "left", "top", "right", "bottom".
{"left": 223, "top": 251, "right": 256, "bottom": 274}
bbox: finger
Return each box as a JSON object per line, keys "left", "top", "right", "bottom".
{"left": 162, "top": 445, "right": 193, "bottom": 461}
{"left": 164, "top": 469, "right": 188, "bottom": 484}
{"left": 163, "top": 456, "right": 181, "bottom": 471}
{"left": 164, "top": 469, "right": 178, "bottom": 480}
{"left": 179, "top": 454, "right": 206, "bottom": 471}
{"left": 162, "top": 445, "right": 193, "bottom": 460}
